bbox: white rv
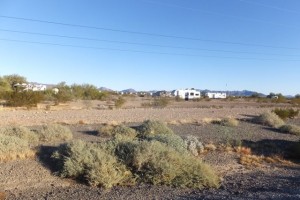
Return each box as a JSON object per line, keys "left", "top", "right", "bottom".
{"left": 173, "top": 88, "right": 201, "bottom": 100}
{"left": 206, "top": 92, "right": 227, "bottom": 99}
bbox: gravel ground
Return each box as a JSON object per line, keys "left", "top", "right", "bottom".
{"left": 1, "top": 103, "right": 300, "bottom": 199}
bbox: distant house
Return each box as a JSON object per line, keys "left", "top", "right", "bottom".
{"left": 14, "top": 83, "right": 47, "bottom": 92}
{"left": 205, "top": 92, "right": 227, "bottom": 99}
{"left": 172, "top": 88, "right": 201, "bottom": 100}
{"left": 153, "top": 90, "right": 172, "bottom": 97}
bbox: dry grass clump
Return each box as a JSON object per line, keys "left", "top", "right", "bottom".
{"left": 253, "top": 112, "right": 285, "bottom": 128}
{"left": 98, "top": 124, "right": 137, "bottom": 139}
{"left": 137, "top": 120, "right": 174, "bottom": 137}
{"left": 219, "top": 118, "right": 239, "bottom": 127}
{"left": 52, "top": 140, "right": 133, "bottom": 188}
{"left": 39, "top": 124, "right": 73, "bottom": 142}
{"left": 279, "top": 124, "right": 300, "bottom": 136}
{"left": 0, "top": 135, "right": 35, "bottom": 162}
{"left": 115, "top": 140, "right": 220, "bottom": 189}
{"left": 0, "top": 126, "right": 39, "bottom": 143}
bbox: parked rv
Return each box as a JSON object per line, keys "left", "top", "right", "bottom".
{"left": 205, "top": 92, "right": 227, "bottom": 99}
{"left": 173, "top": 88, "right": 201, "bottom": 100}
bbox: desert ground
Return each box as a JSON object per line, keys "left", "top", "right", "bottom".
{"left": 0, "top": 98, "right": 299, "bottom": 200}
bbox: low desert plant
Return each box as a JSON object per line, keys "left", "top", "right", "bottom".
{"left": 52, "top": 140, "right": 133, "bottom": 188}
{"left": 0, "top": 135, "right": 35, "bottom": 162}
{"left": 115, "top": 140, "right": 220, "bottom": 188}
{"left": 98, "top": 124, "right": 137, "bottom": 139}
{"left": 5, "top": 91, "right": 44, "bottom": 108}
{"left": 114, "top": 97, "right": 126, "bottom": 109}
{"left": 279, "top": 124, "right": 300, "bottom": 136}
{"left": 272, "top": 108, "right": 299, "bottom": 120}
{"left": 218, "top": 118, "right": 239, "bottom": 127}
{"left": 253, "top": 112, "right": 285, "bottom": 128}
{"left": 137, "top": 120, "right": 174, "bottom": 137}
{"left": 146, "top": 134, "right": 188, "bottom": 154}
{"left": 38, "top": 124, "right": 73, "bottom": 142}
{"left": 141, "top": 98, "right": 170, "bottom": 108}
{"left": 0, "top": 126, "right": 39, "bottom": 143}
{"left": 183, "top": 135, "right": 204, "bottom": 156}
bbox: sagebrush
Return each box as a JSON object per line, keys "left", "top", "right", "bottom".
{"left": 38, "top": 124, "right": 73, "bottom": 142}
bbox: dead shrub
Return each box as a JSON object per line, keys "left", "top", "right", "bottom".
{"left": 253, "top": 112, "right": 285, "bottom": 128}
{"left": 38, "top": 124, "right": 73, "bottom": 142}
{"left": 219, "top": 118, "right": 239, "bottom": 127}
{"left": 0, "top": 135, "right": 35, "bottom": 162}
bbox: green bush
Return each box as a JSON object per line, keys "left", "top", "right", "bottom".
{"left": 52, "top": 140, "right": 133, "bottom": 188}
{"left": 5, "top": 91, "right": 44, "bottom": 108}
{"left": 38, "top": 124, "right": 73, "bottom": 142}
{"left": 98, "top": 124, "right": 137, "bottom": 139}
{"left": 0, "top": 126, "right": 39, "bottom": 143}
{"left": 253, "top": 112, "right": 285, "bottom": 128}
{"left": 146, "top": 134, "right": 188, "bottom": 154}
{"left": 115, "top": 141, "right": 219, "bottom": 188}
{"left": 272, "top": 108, "right": 299, "bottom": 120}
{"left": 137, "top": 120, "right": 174, "bottom": 137}
{"left": 279, "top": 124, "right": 300, "bottom": 136}
{"left": 0, "top": 135, "right": 35, "bottom": 162}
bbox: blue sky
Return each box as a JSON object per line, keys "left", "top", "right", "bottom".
{"left": 0, "top": 0, "right": 299, "bottom": 95}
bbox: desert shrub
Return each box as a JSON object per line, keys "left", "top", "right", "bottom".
{"left": 114, "top": 97, "right": 126, "bottom": 109}
{"left": 213, "top": 118, "right": 239, "bottom": 127}
{"left": 5, "top": 91, "right": 44, "bottom": 108}
{"left": 52, "top": 140, "right": 133, "bottom": 188}
{"left": 146, "top": 134, "right": 188, "bottom": 154}
{"left": 115, "top": 141, "right": 219, "bottom": 188}
{"left": 0, "top": 135, "right": 35, "bottom": 162}
{"left": 38, "top": 124, "right": 73, "bottom": 142}
{"left": 0, "top": 126, "right": 39, "bottom": 143}
{"left": 98, "top": 124, "right": 137, "bottom": 139}
{"left": 183, "top": 135, "right": 204, "bottom": 156}
{"left": 142, "top": 98, "right": 170, "bottom": 108}
{"left": 137, "top": 120, "right": 174, "bottom": 137}
{"left": 272, "top": 108, "right": 299, "bottom": 120}
{"left": 279, "top": 124, "right": 300, "bottom": 136}
{"left": 253, "top": 112, "right": 285, "bottom": 128}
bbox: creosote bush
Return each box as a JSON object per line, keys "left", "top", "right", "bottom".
{"left": 53, "top": 121, "right": 220, "bottom": 189}
{"left": 0, "top": 126, "right": 39, "bottom": 143}
{"left": 115, "top": 141, "right": 219, "bottom": 188}
{"left": 0, "top": 135, "right": 35, "bottom": 162}
{"left": 253, "top": 112, "right": 285, "bottom": 128}
{"left": 272, "top": 108, "right": 299, "bottom": 120}
{"left": 137, "top": 120, "right": 174, "bottom": 137}
{"left": 279, "top": 124, "right": 300, "bottom": 136}
{"left": 39, "top": 124, "right": 73, "bottom": 142}
{"left": 52, "top": 140, "right": 133, "bottom": 188}
{"left": 5, "top": 91, "right": 44, "bottom": 108}
{"left": 98, "top": 124, "right": 137, "bottom": 139}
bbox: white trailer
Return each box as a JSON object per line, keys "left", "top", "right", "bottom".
{"left": 173, "top": 88, "right": 201, "bottom": 100}
{"left": 206, "top": 92, "right": 227, "bottom": 99}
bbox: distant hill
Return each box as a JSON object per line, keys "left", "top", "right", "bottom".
{"left": 121, "top": 88, "right": 137, "bottom": 93}
{"left": 201, "top": 89, "right": 265, "bottom": 97}
{"left": 99, "top": 87, "right": 113, "bottom": 92}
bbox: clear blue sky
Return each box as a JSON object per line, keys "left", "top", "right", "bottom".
{"left": 0, "top": 0, "right": 299, "bottom": 95}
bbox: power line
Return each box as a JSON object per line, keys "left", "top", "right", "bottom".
{"left": 0, "top": 38, "right": 299, "bottom": 62}
{"left": 0, "top": 15, "right": 299, "bottom": 50}
{"left": 0, "top": 28, "right": 299, "bottom": 57}
{"left": 138, "top": 0, "right": 300, "bottom": 29}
